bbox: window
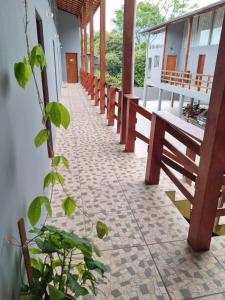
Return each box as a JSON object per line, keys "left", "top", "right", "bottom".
{"left": 191, "top": 12, "right": 213, "bottom": 47}
{"left": 211, "top": 8, "right": 225, "bottom": 45}
{"left": 154, "top": 56, "right": 160, "bottom": 68}
{"left": 147, "top": 57, "right": 152, "bottom": 77}
{"left": 149, "top": 31, "right": 165, "bottom": 49}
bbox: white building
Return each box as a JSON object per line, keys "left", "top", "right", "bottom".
{"left": 143, "top": 0, "right": 225, "bottom": 116}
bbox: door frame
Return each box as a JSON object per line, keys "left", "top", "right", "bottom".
{"left": 66, "top": 52, "right": 78, "bottom": 83}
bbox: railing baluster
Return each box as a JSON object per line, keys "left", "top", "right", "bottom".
{"left": 108, "top": 87, "right": 116, "bottom": 126}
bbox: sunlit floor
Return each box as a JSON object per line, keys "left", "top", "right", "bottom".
{"left": 47, "top": 83, "right": 225, "bottom": 300}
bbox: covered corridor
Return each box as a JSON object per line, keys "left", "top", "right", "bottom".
{"left": 48, "top": 83, "right": 225, "bottom": 300}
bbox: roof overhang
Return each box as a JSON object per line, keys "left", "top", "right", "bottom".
{"left": 141, "top": 0, "right": 225, "bottom": 34}
{"left": 57, "top": 0, "right": 100, "bottom": 20}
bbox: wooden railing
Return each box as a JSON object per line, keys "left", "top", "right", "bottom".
{"left": 161, "top": 70, "right": 214, "bottom": 94}
{"left": 81, "top": 70, "right": 122, "bottom": 134}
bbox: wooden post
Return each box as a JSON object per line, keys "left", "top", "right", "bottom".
{"left": 108, "top": 87, "right": 116, "bottom": 126}
{"left": 188, "top": 15, "right": 225, "bottom": 251}
{"left": 100, "top": 0, "right": 106, "bottom": 114}
{"left": 89, "top": 0, "right": 95, "bottom": 99}
{"left": 79, "top": 12, "right": 84, "bottom": 85}
{"left": 161, "top": 25, "right": 168, "bottom": 72}
{"left": 94, "top": 78, "right": 99, "bottom": 106}
{"left": 145, "top": 113, "right": 166, "bottom": 184}
{"left": 117, "top": 90, "right": 122, "bottom": 134}
{"left": 83, "top": 3, "right": 88, "bottom": 85}
{"left": 184, "top": 17, "right": 193, "bottom": 72}
{"left": 18, "top": 218, "right": 33, "bottom": 288}
{"left": 125, "top": 96, "right": 139, "bottom": 152}
{"left": 106, "top": 85, "right": 111, "bottom": 119}
{"left": 120, "top": 0, "right": 136, "bottom": 144}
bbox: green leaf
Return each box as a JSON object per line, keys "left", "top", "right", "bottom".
{"left": 58, "top": 103, "right": 70, "bottom": 129}
{"left": 31, "top": 258, "right": 44, "bottom": 273}
{"left": 14, "top": 58, "right": 32, "bottom": 88}
{"left": 48, "top": 285, "right": 64, "bottom": 300}
{"left": 67, "top": 273, "right": 89, "bottom": 297}
{"left": 34, "top": 129, "right": 49, "bottom": 148}
{"left": 45, "top": 102, "right": 70, "bottom": 129}
{"left": 84, "top": 258, "right": 107, "bottom": 276}
{"left": 96, "top": 221, "right": 109, "bottom": 239}
{"left": 62, "top": 197, "right": 77, "bottom": 217}
{"left": 52, "top": 156, "right": 69, "bottom": 169}
{"left": 30, "top": 248, "right": 42, "bottom": 255}
{"left": 43, "top": 172, "right": 64, "bottom": 189}
{"left": 28, "top": 196, "right": 52, "bottom": 226}
{"left": 30, "top": 45, "right": 47, "bottom": 69}
{"left": 46, "top": 102, "right": 61, "bottom": 127}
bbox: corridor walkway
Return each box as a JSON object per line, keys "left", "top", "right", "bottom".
{"left": 48, "top": 84, "right": 225, "bottom": 300}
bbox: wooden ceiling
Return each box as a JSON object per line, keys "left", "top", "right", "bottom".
{"left": 57, "top": 0, "right": 100, "bottom": 19}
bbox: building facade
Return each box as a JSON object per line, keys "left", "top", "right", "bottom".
{"left": 143, "top": 0, "right": 225, "bottom": 116}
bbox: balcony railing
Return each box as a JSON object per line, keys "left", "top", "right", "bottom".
{"left": 161, "top": 70, "right": 214, "bottom": 94}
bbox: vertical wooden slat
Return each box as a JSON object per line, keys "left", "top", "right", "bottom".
{"left": 188, "top": 15, "right": 225, "bottom": 251}
{"left": 117, "top": 90, "right": 122, "bottom": 134}
{"left": 79, "top": 11, "right": 84, "bottom": 84}
{"left": 18, "top": 218, "right": 33, "bottom": 288}
{"left": 108, "top": 87, "right": 116, "bottom": 126}
{"left": 125, "top": 97, "right": 139, "bottom": 152}
{"left": 184, "top": 17, "right": 193, "bottom": 72}
{"left": 100, "top": 0, "right": 106, "bottom": 114}
{"left": 145, "top": 114, "right": 166, "bottom": 184}
{"left": 120, "top": 0, "right": 136, "bottom": 143}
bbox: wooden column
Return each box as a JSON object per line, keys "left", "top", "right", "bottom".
{"left": 188, "top": 15, "right": 225, "bottom": 251}
{"left": 161, "top": 25, "right": 168, "bottom": 71}
{"left": 80, "top": 11, "right": 84, "bottom": 84}
{"left": 83, "top": 3, "right": 88, "bottom": 82}
{"left": 184, "top": 17, "right": 193, "bottom": 71}
{"left": 120, "top": 0, "right": 136, "bottom": 143}
{"left": 89, "top": 0, "right": 95, "bottom": 98}
{"left": 100, "top": 0, "right": 106, "bottom": 114}
{"left": 145, "top": 114, "right": 166, "bottom": 185}
{"left": 108, "top": 87, "right": 116, "bottom": 126}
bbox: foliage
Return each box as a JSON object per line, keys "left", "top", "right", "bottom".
{"left": 105, "top": 73, "right": 122, "bottom": 89}
{"left": 106, "top": 53, "right": 121, "bottom": 77}
{"left": 134, "top": 48, "right": 146, "bottom": 87}
{"left": 20, "top": 226, "right": 107, "bottom": 300}
{"left": 14, "top": 1, "right": 109, "bottom": 298}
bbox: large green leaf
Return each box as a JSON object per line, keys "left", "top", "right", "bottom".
{"left": 30, "top": 45, "right": 47, "bottom": 69}
{"left": 34, "top": 129, "right": 49, "bottom": 148}
{"left": 96, "top": 221, "right": 109, "bottom": 239}
{"left": 45, "top": 102, "right": 62, "bottom": 127}
{"left": 48, "top": 285, "right": 65, "bottom": 300}
{"left": 58, "top": 103, "right": 70, "bottom": 129}
{"left": 62, "top": 197, "right": 77, "bottom": 216}
{"left": 45, "top": 102, "right": 70, "bottom": 129}
{"left": 31, "top": 258, "right": 44, "bottom": 273}
{"left": 67, "top": 273, "right": 89, "bottom": 298}
{"left": 14, "top": 58, "right": 32, "bottom": 88}
{"left": 52, "top": 156, "right": 69, "bottom": 169}
{"left": 43, "top": 172, "right": 64, "bottom": 189}
{"left": 28, "top": 196, "right": 52, "bottom": 226}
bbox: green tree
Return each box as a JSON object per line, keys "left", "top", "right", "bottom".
{"left": 106, "top": 52, "right": 121, "bottom": 77}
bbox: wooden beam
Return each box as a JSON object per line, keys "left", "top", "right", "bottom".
{"left": 120, "top": 0, "right": 136, "bottom": 143}
{"left": 100, "top": 0, "right": 106, "bottom": 114}
{"left": 161, "top": 25, "right": 168, "bottom": 71}
{"left": 184, "top": 17, "right": 193, "bottom": 71}
{"left": 89, "top": 0, "right": 95, "bottom": 98}
{"left": 188, "top": 15, "right": 225, "bottom": 251}
{"left": 80, "top": 10, "right": 84, "bottom": 83}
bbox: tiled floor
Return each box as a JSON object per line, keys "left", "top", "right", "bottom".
{"left": 48, "top": 84, "right": 225, "bottom": 300}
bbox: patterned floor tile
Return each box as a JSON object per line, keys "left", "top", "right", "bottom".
{"left": 134, "top": 205, "right": 188, "bottom": 244}
{"left": 85, "top": 210, "right": 145, "bottom": 251}
{"left": 149, "top": 241, "right": 225, "bottom": 299}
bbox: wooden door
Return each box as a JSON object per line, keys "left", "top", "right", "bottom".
{"left": 196, "top": 54, "right": 206, "bottom": 90}
{"left": 66, "top": 53, "right": 78, "bottom": 83}
{"left": 166, "top": 55, "right": 177, "bottom": 83}
{"left": 166, "top": 55, "right": 177, "bottom": 71}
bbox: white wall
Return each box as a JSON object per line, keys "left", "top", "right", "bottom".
{"left": 58, "top": 10, "right": 81, "bottom": 82}
{"left": 0, "top": 0, "right": 61, "bottom": 298}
